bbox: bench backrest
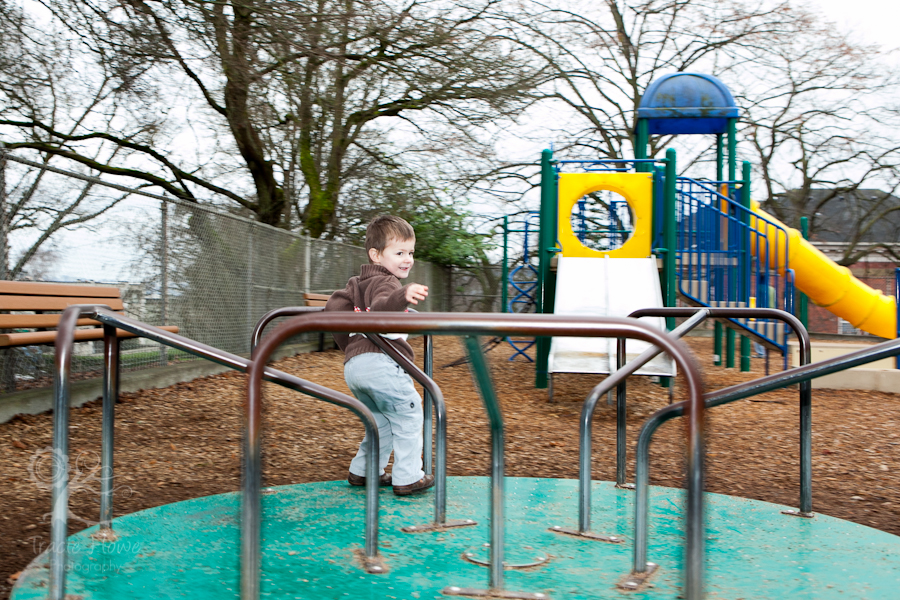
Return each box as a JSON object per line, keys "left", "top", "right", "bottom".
{"left": 303, "top": 292, "right": 331, "bottom": 307}
{"left": 0, "top": 281, "right": 124, "bottom": 330}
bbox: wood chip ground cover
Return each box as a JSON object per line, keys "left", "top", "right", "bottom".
{"left": 1, "top": 336, "right": 898, "bottom": 598}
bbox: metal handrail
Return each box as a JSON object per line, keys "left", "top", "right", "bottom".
{"left": 251, "top": 305, "right": 444, "bottom": 493}
{"left": 626, "top": 307, "right": 812, "bottom": 515}
{"left": 247, "top": 312, "right": 706, "bottom": 600}
{"left": 631, "top": 318, "right": 900, "bottom": 581}
{"left": 623, "top": 308, "right": 811, "bottom": 578}
{"left": 676, "top": 177, "right": 793, "bottom": 354}
{"left": 576, "top": 309, "right": 710, "bottom": 536}
{"left": 251, "top": 305, "right": 325, "bottom": 352}
{"left": 49, "top": 306, "right": 383, "bottom": 600}
{"left": 363, "top": 334, "right": 453, "bottom": 529}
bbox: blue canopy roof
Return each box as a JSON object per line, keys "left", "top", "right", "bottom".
{"left": 637, "top": 73, "right": 738, "bottom": 135}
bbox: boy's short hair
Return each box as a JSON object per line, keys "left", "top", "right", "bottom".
{"left": 366, "top": 215, "right": 415, "bottom": 259}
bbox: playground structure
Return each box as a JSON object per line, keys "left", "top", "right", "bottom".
{"left": 500, "top": 72, "right": 898, "bottom": 390}
{"left": 12, "top": 72, "right": 900, "bottom": 600}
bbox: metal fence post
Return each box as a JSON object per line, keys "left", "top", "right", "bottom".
{"left": 160, "top": 201, "right": 169, "bottom": 366}
{"left": 0, "top": 147, "right": 13, "bottom": 393}
{"left": 0, "top": 146, "right": 7, "bottom": 280}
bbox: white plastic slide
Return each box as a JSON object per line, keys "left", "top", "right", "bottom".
{"left": 548, "top": 256, "right": 675, "bottom": 378}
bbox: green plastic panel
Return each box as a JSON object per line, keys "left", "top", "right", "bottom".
{"left": 12, "top": 477, "right": 900, "bottom": 599}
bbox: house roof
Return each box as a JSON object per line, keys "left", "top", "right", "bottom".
{"left": 770, "top": 189, "right": 900, "bottom": 243}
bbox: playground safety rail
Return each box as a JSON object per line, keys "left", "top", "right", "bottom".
{"left": 626, "top": 308, "right": 811, "bottom": 513}
{"left": 501, "top": 212, "right": 540, "bottom": 361}
{"left": 49, "top": 306, "right": 384, "bottom": 600}
{"left": 631, "top": 326, "right": 900, "bottom": 579}
{"left": 554, "top": 158, "right": 661, "bottom": 173}
{"left": 676, "top": 177, "right": 794, "bottom": 352}
{"left": 568, "top": 309, "right": 711, "bottom": 544}
{"left": 570, "top": 307, "right": 808, "bottom": 581}
{"left": 251, "top": 306, "right": 441, "bottom": 484}
{"left": 247, "top": 312, "right": 706, "bottom": 600}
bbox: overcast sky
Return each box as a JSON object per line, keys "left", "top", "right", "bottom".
{"left": 808, "top": 0, "right": 900, "bottom": 55}
{"left": 15, "top": 0, "right": 900, "bottom": 283}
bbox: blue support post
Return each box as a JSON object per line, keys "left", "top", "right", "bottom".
{"left": 740, "top": 161, "right": 751, "bottom": 372}
{"left": 502, "top": 216, "right": 508, "bottom": 314}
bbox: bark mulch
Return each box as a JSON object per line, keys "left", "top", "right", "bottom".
{"left": 2, "top": 335, "right": 899, "bottom": 597}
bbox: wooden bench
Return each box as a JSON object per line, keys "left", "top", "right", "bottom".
{"left": 304, "top": 292, "right": 332, "bottom": 351}
{"left": 0, "top": 281, "right": 178, "bottom": 348}
{"left": 303, "top": 293, "right": 331, "bottom": 308}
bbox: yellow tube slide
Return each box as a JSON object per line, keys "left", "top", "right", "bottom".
{"left": 749, "top": 202, "right": 896, "bottom": 338}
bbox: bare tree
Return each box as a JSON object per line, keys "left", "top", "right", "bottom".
{"left": 0, "top": 151, "right": 131, "bottom": 280}
{"left": 5, "top": 0, "right": 548, "bottom": 236}
{"left": 0, "top": 2, "right": 133, "bottom": 279}
{"left": 514, "top": 0, "right": 789, "bottom": 161}
{"left": 731, "top": 10, "right": 900, "bottom": 265}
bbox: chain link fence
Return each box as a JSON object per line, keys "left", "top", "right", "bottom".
{"left": 0, "top": 154, "right": 454, "bottom": 393}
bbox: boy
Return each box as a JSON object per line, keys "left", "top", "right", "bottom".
{"left": 325, "top": 215, "right": 434, "bottom": 495}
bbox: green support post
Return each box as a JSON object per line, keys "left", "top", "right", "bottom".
{"left": 714, "top": 134, "right": 724, "bottom": 366}
{"left": 635, "top": 119, "right": 649, "bottom": 172}
{"left": 727, "top": 120, "right": 737, "bottom": 184}
{"left": 663, "top": 149, "right": 677, "bottom": 327}
{"left": 726, "top": 118, "right": 737, "bottom": 369}
{"left": 535, "top": 150, "right": 555, "bottom": 389}
{"left": 740, "top": 161, "right": 752, "bottom": 372}
{"left": 799, "top": 216, "right": 809, "bottom": 328}
{"left": 726, "top": 328, "right": 735, "bottom": 368}
{"left": 716, "top": 134, "right": 724, "bottom": 181}
{"left": 501, "top": 216, "right": 509, "bottom": 314}
{"left": 660, "top": 149, "right": 677, "bottom": 388}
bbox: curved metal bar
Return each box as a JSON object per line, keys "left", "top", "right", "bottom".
{"left": 249, "top": 311, "right": 706, "bottom": 599}
{"left": 50, "top": 307, "right": 382, "bottom": 600}
{"left": 364, "top": 334, "right": 448, "bottom": 525}
{"left": 633, "top": 403, "right": 683, "bottom": 573}
{"left": 251, "top": 306, "right": 324, "bottom": 353}
{"left": 630, "top": 307, "right": 812, "bottom": 513}
{"left": 252, "top": 306, "right": 443, "bottom": 514}
{"left": 616, "top": 338, "right": 627, "bottom": 484}
{"left": 633, "top": 322, "right": 897, "bottom": 580}
{"left": 464, "top": 336, "right": 506, "bottom": 589}
{"left": 100, "top": 325, "right": 119, "bottom": 533}
{"left": 50, "top": 306, "right": 99, "bottom": 600}
{"left": 578, "top": 310, "right": 709, "bottom": 533}
{"left": 423, "top": 334, "right": 434, "bottom": 475}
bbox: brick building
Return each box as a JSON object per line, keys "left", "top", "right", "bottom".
{"left": 770, "top": 189, "right": 900, "bottom": 336}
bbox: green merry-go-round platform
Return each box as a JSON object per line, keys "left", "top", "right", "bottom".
{"left": 12, "top": 476, "right": 900, "bottom": 600}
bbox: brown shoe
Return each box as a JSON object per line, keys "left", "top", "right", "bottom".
{"left": 348, "top": 472, "right": 392, "bottom": 486}
{"left": 393, "top": 474, "right": 435, "bottom": 496}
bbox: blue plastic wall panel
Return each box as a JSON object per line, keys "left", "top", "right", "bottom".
{"left": 646, "top": 117, "right": 729, "bottom": 135}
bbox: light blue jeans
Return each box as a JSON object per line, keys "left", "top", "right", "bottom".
{"left": 345, "top": 352, "right": 424, "bottom": 486}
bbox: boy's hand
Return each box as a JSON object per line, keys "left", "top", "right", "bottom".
{"left": 406, "top": 284, "right": 429, "bottom": 305}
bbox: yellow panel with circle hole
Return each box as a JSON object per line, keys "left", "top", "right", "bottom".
{"left": 558, "top": 172, "right": 654, "bottom": 258}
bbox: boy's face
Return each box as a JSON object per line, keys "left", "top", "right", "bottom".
{"left": 369, "top": 237, "right": 415, "bottom": 279}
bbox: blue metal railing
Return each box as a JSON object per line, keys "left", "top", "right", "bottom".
{"left": 675, "top": 177, "right": 794, "bottom": 351}
{"left": 506, "top": 212, "right": 540, "bottom": 361}
{"left": 574, "top": 197, "right": 632, "bottom": 250}
{"left": 555, "top": 158, "right": 660, "bottom": 173}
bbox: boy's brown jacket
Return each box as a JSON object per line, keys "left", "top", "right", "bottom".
{"left": 324, "top": 264, "right": 415, "bottom": 363}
